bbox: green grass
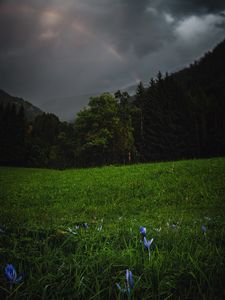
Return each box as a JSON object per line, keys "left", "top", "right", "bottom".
{"left": 0, "top": 157, "right": 225, "bottom": 299}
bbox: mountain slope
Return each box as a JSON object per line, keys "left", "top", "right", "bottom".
{"left": 172, "top": 38, "right": 225, "bottom": 98}
{"left": 0, "top": 89, "right": 43, "bottom": 121}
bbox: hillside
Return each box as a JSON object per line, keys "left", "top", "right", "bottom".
{"left": 0, "top": 157, "right": 225, "bottom": 299}
{"left": 173, "top": 38, "right": 225, "bottom": 98}
{"left": 0, "top": 89, "right": 43, "bottom": 121}
{"left": 131, "top": 39, "right": 225, "bottom": 162}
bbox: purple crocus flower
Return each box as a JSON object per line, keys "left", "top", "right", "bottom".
{"left": 116, "top": 269, "right": 134, "bottom": 295}
{"left": 126, "top": 269, "right": 134, "bottom": 294}
{"left": 143, "top": 237, "right": 154, "bottom": 259}
{"left": 68, "top": 227, "right": 77, "bottom": 235}
{"left": 202, "top": 225, "right": 207, "bottom": 235}
{"left": 5, "top": 264, "right": 22, "bottom": 289}
{"left": 140, "top": 226, "right": 146, "bottom": 237}
{"left": 97, "top": 225, "right": 102, "bottom": 231}
{"left": 143, "top": 237, "right": 154, "bottom": 251}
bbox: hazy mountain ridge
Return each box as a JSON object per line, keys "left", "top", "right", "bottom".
{"left": 0, "top": 89, "right": 44, "bottom": 121}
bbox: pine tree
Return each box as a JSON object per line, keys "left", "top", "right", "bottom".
{"left": 132, "top": 81, "right": 146, "bottom": 160}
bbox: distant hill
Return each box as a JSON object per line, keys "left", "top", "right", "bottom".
{"left": 0, "top": 89, "right": 44, "bottom": 121}
{"left": 0, "top": 87, "right": 137, "bottom": 123}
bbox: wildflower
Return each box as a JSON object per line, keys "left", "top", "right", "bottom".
{"left": 116, "top": 269, "right": 134, "bottom": 295}
{"left": 140, "top": 226, "right": 146, "bottom": 237}
{"left": 143, "top": 237, "right": 154, "bottom": 251}
{"left": 154, "top": 227, "right": 161, "bottom": 232}
{"left": 68, "top": 227, "right": 77, "bottom": 235}
{"left": 126, "top": 269, "right": 134, "bottom": 294}
{"left": 5, "top": 264, "right": 22, "bottom": 289}
{"left": 143, "top": 237, "right": 154, "bottom": 260}
{"left": 202, "top": 225, "right": 207, "bottom": 235}
{"left": 116, "top": 283, "right": 126, "bottom": 293}
{"left": 97, "top": 225, "right": 102, "bottom": 231}
{"left": 83, "top": 223, "right": 89, "bottom": 229}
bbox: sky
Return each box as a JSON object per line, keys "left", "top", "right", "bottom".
{"left": 0, "top": 0, "right": 225, "bottom": 119}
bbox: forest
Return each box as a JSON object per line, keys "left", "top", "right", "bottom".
{"left": 0, "top": 39, "right": 225, "bottom": 168}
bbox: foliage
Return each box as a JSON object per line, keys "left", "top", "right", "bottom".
{"left": 0, "top": 39, "right": 225, "bottom": 168}
{"left": 74, "top": 93, "right": 135, "bottom": 166}
{"left": 142, "top": 74, "right": 194, "bottom": 161}
{"left": 0, "top": 103, "right": 25, "bottom": 166}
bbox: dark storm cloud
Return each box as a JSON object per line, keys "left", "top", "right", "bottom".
{"left": 76, "top": 0, "right": 173, "bottom": 56}
{"left": 154, "top": 0, "right": 225, "bottom": 16}
{"left": 0, "top": 0, "right": 225, "bottom": 119}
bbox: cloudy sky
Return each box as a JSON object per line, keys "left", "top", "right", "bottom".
{"left": 0, "top": 0, "right": 225, "bottom": 119}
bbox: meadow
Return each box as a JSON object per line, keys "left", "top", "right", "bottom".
{"left": 0, "top": 157, "right": 225, "bottom": 299}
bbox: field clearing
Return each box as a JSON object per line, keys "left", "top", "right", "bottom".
{"left": 0, "top": 158, "right": 225, "bottom": 299}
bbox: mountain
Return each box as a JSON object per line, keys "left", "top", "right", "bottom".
{"left": 0, "top": 86, "right": 136, "bottom": 123}
{"left": 0, "top": 89, "right": 44, "bottom": 121}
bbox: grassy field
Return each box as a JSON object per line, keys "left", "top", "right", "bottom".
{"left": 0, "top": 157, "right": 225, "bottom": 299}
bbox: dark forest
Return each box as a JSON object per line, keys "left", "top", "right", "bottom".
{"left": 1, "top": 39, "right": 225, "bottom": 168}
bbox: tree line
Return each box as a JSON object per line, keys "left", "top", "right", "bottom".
{"left": 1, "top": 39, "right": 225, "bottom": 168}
